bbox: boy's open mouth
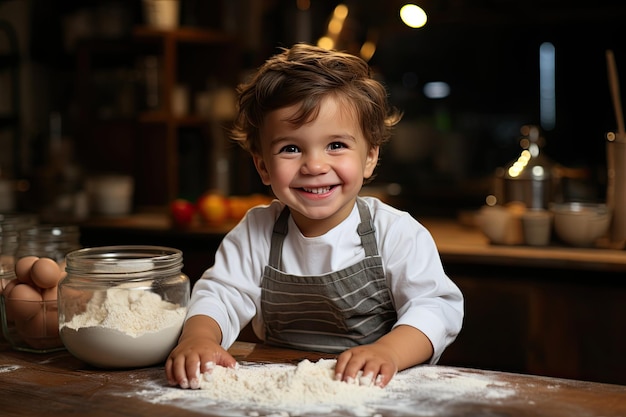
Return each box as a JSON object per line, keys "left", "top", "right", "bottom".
{"left": 301, "top": 186, "right": 333, "bottom": 194}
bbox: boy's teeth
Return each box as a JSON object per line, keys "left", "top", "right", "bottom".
{"left": 303, "top": 186, "right": 331, "bottom": 194}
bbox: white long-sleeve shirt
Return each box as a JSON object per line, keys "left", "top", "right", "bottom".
{"left": 187, "top": 196, "right": 464, "bottom": 363}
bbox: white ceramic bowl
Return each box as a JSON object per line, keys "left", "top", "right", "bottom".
{"left": 475, "top": 204, "right": 524, "bottom": 245}
{"left": 551, "top": 202, "right": 611, "bottom": 247}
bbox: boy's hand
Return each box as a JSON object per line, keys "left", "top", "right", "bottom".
{"left": 334, "top": 344, "right": 398, "bottom": 387}
{"left": 165, "top": 316, "right": 237, "bottom": 389}
{"left": 334, "top": 325, "right": 434, "bottom": 388}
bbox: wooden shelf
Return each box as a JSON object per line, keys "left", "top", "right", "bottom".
{"left": 72, "top": 25, "right": 240, "bottom": 207}
{"left": 131, "top": 26, "right": 239, "bottom": 204}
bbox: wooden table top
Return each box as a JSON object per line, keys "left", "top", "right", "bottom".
{"left": 1, "top": 341, "right": 625, "bottom": 417}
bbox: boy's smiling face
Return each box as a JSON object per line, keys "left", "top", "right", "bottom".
{"left": 254, "top": 95, "right": 379, "bottom": 237}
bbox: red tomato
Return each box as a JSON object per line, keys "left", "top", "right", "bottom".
{"left": 169, "top": 198, "right": 196, "bottom": 228}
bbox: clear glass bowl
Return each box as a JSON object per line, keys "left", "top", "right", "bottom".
{"left": 1, "top": 282, "right": 64, "bottom": 353}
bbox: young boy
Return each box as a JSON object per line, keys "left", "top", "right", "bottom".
{"left": 166, "top": 43, "right": 463, "bottom": 389}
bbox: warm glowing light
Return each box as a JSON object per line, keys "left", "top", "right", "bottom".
{"left": 333, "top": 4, "right": 349, "bottom": 20}
{"left": 400, "top": 4, "right": 427, "bottom": 28}
{"left": 508, "top": 166, "right": 521, "bottom": 178}
{"left": 520, "top": 150, "right": 531, "bottom": 161}
{"left": 317, "top": 3, "right": 349, "bottom": 51}
{"left": 328, "top": 18, "right": 343, "bottom": 35}
{"left": 508, "top": 150, "right": 532, "bottom": 178}
{"left": 317, "top": 36, "right": 334, "bottom": 50}
{"left": 360, "top": 41, "right": 376, "bottom": 61}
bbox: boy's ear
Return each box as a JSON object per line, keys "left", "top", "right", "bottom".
{"left": 364, "top": 146, "right": 380, "bottom": 179}
{"left": 253, "top": 154, "right": 272, "bottom": 185}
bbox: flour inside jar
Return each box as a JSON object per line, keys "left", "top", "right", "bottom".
{"left": 59, "top": 285, "right": 186, "bottom": 368}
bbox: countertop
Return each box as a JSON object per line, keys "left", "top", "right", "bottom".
{"left": 421, "top": 218, "right": 626, "bottom": 272}
{"left": 1, "top": 341, "right": 625, "bottom": 417}
{"left": 79, "top": 213, "right": 626, "bottom": 273}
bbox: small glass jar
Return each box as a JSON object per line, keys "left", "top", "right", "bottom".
{"left": 1, "top": 225, "right": 80, "bottom": 352}
{"left": 58, "top": 245, "right": 190, "bottom": 368}
{"left": 0, "top": 213, "right": 39, "bottom": 233}
{"left": 0, "top": 230, "right": 18, "bottom": 343}
{"left": 16, "top": 225, "right": 81, "bottom": 264}
{"left": 0, "top": 214, "right": 37, "bottom": 281}
{"left": 0, "top": 230, "right": 18, "bottom": 287}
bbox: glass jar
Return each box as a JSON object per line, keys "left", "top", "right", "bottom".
{"left": 1, "top": 225, "right": 80, "bottom": 352}
{"left": 58, "top": 245, "right": 190, "bottom": 368}
{"left": 0, "top": 230, "right": 18, "bottom": 342}
{"left": 16, "top": 224, "right": 81, "bottom": 264}
{"left": 0, "top": 213, "right": 39, "bottom": 233}
{"left": 0, "top": 230, "right": 18, "bottom": 285}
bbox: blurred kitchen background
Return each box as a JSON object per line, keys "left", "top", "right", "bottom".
{"left": 1, "top": 0, "right": 625, "bottom": 219}
{"left": 3, "top": 0, "right": 626, "bottom": 386}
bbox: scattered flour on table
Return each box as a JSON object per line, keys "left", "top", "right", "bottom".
{"left": 0, "top": 365, "right": 21, "bottom": 373}
{"left": 142, "top": 361, "right": 516, "bottom": 417}
{"left": 61, "top": 285, "right": 186, "bottom": 337}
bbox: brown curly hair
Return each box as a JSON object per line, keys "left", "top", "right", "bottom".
{"left": 230, "top": 43, "right": 402, "bottom": 157}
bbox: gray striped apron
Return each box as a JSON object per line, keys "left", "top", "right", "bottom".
{"left": 261, "top": 198, "right": 397, "bottom": 353}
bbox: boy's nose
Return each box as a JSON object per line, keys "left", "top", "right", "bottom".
{"left": 301, "top": 153, "right": 330, "bottom": 175}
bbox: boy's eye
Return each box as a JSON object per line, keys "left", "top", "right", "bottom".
{"left": 329, "top": 142, "right": 347, "bottom": 150}
{"left": 279, "top": 144, "right": 300, "bottom": 153}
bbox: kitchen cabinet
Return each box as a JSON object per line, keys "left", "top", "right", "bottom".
{"left": 73, "top": 26, "right": 242, "bottom": 208}
{"left": 422, "top": 219, "right": 626, "bottom": 386}
{"left": 439, "top": 265, "right": 626, "bottom": 386}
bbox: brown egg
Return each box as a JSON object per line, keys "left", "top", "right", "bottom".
{"left": 31, "top": 257, "right": 62, "bottom": 289}
{"left": 14, "top": 256, "right": 39, "bottom": 284}
{"left": 42, "top": 286, "right": 58, "bottom": 302}
{"left": 7, "top": 283, "right": 43, "bottom": 321}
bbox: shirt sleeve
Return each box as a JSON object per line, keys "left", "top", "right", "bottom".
{"left": 185, "top": 202, "right": 280, "bottom": 348}
{"left": 375, "top": 204, "right": 464, "bottom": 364}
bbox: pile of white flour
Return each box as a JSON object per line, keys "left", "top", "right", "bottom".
{"left": 201, "top": 359, "right": 385, "bottom": 412}
{"left": 145, "top": 361, "right": 516, "bottom": 416}
{"left": 60, "top": 285, "right": 187, "bottom": 368}
{"left": 62, "top": 285, "right": 186, "bottom": 336}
